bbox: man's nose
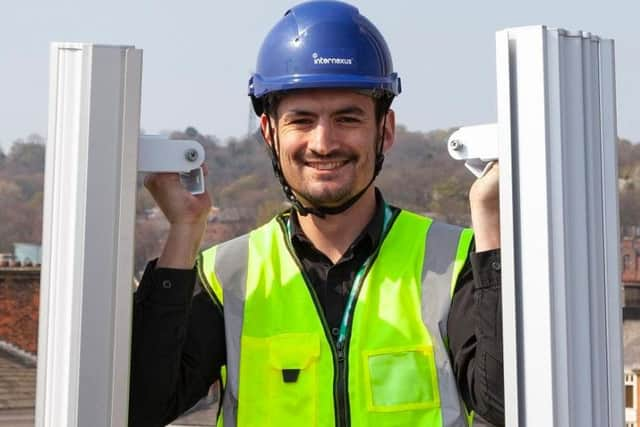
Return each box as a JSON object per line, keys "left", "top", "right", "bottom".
{"left": 307, "top": 119, "right": 337, "bottom": 155}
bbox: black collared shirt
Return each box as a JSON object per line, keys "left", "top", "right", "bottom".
{"left": 129, "top": 194, "right": 505, "bottom": 427}
{"left": 287, "top": 190, "right": 387, "bottom": 335}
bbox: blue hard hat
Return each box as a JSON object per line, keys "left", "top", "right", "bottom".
{"left": 249, "top": 0, "right": 401, "bottom": 115}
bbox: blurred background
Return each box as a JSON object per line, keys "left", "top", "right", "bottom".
{"left": 0, "top": 1, "right": 639, "bottom": 425}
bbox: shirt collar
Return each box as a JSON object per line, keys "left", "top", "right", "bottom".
{"left": 289, "top": 188, "right": 387, "bottom": 253}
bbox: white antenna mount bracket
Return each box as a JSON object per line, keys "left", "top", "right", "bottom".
{"left": 137, "top": 135, "right": 205, "bottom": 194}
{"left": 447, "top": 123, "right": 498, "bottom": 177}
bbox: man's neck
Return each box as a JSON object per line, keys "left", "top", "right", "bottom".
{"left": 297, "top": 187, "right": 377, "bottom": 264}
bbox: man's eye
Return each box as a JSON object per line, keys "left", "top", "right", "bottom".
{"left": 337, "top": 116, "right": 360, "bottom": 123}
{"left": 289, "top": 118, "right": 312, "bottom": 125}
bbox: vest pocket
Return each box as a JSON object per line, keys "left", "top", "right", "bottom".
{"left": 363, "top": 345, "right": 440, "bottom": 412}
{"left": 266, "top": 333, "right": 320, "bottom": 426}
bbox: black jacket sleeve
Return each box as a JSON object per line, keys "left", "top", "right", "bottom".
{"left": 128, "top": 260, "right": 226, "bottom": 427}
{"left": 448, "top": 249, "right": 504, "bottom": 426}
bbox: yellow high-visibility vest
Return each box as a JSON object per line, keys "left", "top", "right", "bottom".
{"left": 198, "top": 208, "right": 474, "bottom": 427}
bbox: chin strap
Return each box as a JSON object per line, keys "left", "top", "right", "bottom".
{"left": 265, "top": 113, "right": 388, "bottom": 219}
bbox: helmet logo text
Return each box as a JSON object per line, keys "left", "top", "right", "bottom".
{"left": 312, "top": 52, "right": 353, "bottom": 65}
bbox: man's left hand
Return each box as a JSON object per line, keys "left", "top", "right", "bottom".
{"left": 469, "top": 162, "right": 500, "bottom": 251}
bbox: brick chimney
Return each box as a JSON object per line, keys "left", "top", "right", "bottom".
{"left": 0, "top": 265, "right": 40, "bottom": 354}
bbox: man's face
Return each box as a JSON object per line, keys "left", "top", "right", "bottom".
{"left": 262, "top": 89, "right": 394, "bottom": 208}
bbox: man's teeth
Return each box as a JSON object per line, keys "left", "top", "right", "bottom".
{"left": 308, "top": 161, "right": 346, "bottom": 170}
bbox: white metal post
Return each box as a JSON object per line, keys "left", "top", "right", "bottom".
{"left": 35, "top": 43, "right": 142, "bottom": 427}
{"left": 497, "top": 26, "right": 624, "bottom": 426}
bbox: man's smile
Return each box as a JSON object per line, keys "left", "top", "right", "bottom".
{"left": 304, "top": 159, "right": 351, "bottom": 171}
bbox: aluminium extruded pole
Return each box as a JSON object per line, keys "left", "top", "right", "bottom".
{"left": 497, "top": 26, "right": 624, "bottom": 426}
{"left": 35, "top": 43, "right": 142, "bottom": 427}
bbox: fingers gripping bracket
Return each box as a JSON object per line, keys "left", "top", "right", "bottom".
{"left": 447, "top": 123, "right": 498, "bottom": 177}
{"left": 137, "top": 135, "right": 206, "bottom": 194}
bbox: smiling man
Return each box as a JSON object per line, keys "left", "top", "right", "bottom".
{"left": 274, "top": 90, "right": 381, "bottom": 210}
{"left": 129, "top": 2, "right": 504, "bottom": 427}
{"left": 261, "top": 89, "right": 395, "bottom": 263}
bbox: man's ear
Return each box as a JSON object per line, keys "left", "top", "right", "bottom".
{"left": 260, "top": 114, "right": 274, "bottom": 148}
{"left": 381, "top": 109, "right": 396, "bottom": 153}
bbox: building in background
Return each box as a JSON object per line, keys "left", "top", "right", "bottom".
{"left": 622, "top": 230, "right": 640, "bottom": 427}
{"left": 12, "top": 243, "right": 41, "bottom": 266}
{"left": 0, "top": 264, "right": 39, "bottom": 427}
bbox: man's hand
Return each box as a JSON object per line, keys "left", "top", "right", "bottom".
{"left": 144, "top": 164, "right": 212, "bottom": 269}
{"left": 469, "top": 162, "right": 500, "bottom": 252}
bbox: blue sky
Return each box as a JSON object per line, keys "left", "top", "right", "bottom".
{"left": 1, "top": 0, "right": 638, "bottom": 152}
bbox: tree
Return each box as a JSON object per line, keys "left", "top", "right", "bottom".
{"left": 8, "top": 140, "right": 45, "bottom": 174}
{"left": 0, "top": 179, "right": 41, "bottom": 251}
{"left": 26, "top": 133, "right": 45, "bottom": 145}
{"left": 134, "top": 219, "right": 168, "bottom": 277}
{"left": 620, "top": 187, "right": 640, "bottom": 229}
{"left": 170, "top": 127, "right": 219, "bottom": 148}
{"left": 185, "top": 126, "right": 199, "bottom": 139}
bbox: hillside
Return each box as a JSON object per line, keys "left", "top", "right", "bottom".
{"left": 1, "top": 128, "right": 639, "bottom": 272}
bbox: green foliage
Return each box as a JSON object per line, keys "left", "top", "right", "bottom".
{"left": 185, "top": 126, "right": 199, "bottom": 139}
{"left": 617, "top": 138, "right": 640, "bottom": 229}
{"left": 8, "top": 139, "right": 45, "bottom": 174}
{"left": 171, "top": 127, "right": 220, "bottom": 148}
{"left": 0, "top": 178, "right": 42, "bottom": 252}
{"left": 256, "top": 199, "right": 289, "bottom": 227}
{"left": 377, "top": 127, "right": 473, "bottom": 225}
{"left": 0, "top": 135, "right": 46, "bottom": 251}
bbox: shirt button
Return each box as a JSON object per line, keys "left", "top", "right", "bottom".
{"left": 162, "top": 280, "right": 172, "bottom": 289}
{"left": 331, "top": 328, "right": 339, "bottom": 337}
{"left": 491, "top": 260, "right": 501, "bottom": 271}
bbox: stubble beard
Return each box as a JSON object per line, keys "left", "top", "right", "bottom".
{"left": 284, "top": 133, "right": 379, "bottom": 208}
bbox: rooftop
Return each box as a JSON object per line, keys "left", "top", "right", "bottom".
{"left": 0, "top": 342, "right": 36, "bottom": 411}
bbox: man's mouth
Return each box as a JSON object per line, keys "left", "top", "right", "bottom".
{"left": 305, "top": 160, "right": 350, "bottom": 171}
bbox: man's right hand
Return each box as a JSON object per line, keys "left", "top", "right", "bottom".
{"left": 144, "top": 164, "right": 212, "bottom": 269}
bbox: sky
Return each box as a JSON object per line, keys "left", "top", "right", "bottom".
{"left": 1, "top": 0, "right": 638, "bottom": 152}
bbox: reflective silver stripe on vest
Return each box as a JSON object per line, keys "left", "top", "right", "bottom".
{"left": 421, "top": 221, "right": 469, "bottom": 427}
{"left": 214, "top": 233, "right": 250, "bottom": 427}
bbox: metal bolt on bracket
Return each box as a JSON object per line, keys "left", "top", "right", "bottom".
{"left": 449, "top": 140, "right": 463, "bottom": 151}
{"left": 185, "top": 149, "right": 199, "bottom": 162}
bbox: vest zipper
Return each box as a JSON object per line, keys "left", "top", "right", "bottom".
{"left": 277, "top": 210, "right": 400, "bottom": 427}
{"left": 338, "top": 259, "right": 375, "bottom": 427}
{"left": 335, "top": 340, "right": 348, "bottom": 427}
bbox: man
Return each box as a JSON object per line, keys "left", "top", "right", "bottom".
{"left": 129, "top": 1, "right": 504, "bottom": 426}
